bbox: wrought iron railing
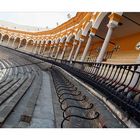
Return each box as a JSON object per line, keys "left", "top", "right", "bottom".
{"left": 47, "top": 58, "right": 140, "bottom": 124}
{"left": 3, "top": 44, "right": 139, "bottom": 124}
{"left": 1, "top": 45, "right": 139, "bottom": 125}
{"left": 51, "top": 67, "right": 99, "bottom": 128}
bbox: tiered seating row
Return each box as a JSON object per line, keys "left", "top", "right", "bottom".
{"left": 0, "top": 47, "right": 43, "bottom": 127}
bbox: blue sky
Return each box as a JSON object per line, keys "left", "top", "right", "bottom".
{"left": 0, "top": 12, "right": 76, "bottom": 29}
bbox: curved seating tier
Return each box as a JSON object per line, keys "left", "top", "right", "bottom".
{"left": 0, "top": 46, "right": 43, "bottom": 127}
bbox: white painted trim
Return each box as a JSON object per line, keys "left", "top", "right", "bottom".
{"left": 82, "top": 21, "right": 93, "bottom": 36}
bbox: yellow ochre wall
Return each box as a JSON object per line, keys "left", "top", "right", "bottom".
{"left": 114, "top": 32, "right": 140, "bottom": 51}
{"left": 78, "top": 32, "right": 140, "bottom": 63}
{"left": 89, "top": 32, "right": 140, "bottom": 55}
{"left": 107, "top": 32, "right": 140, "bottom": 63}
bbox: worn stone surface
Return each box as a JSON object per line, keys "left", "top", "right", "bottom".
{"left": 29, "top": 71, "right": 55, "bottom": 128}
{"left": 48, "top": 71, "right": 63, "bottom": 128}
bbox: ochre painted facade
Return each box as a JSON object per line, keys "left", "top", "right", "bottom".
{"left": 0, "top": 12, "right": 139, "bottom": 63}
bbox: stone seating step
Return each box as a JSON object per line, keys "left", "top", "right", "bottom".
{"left": 0, "top": 74, "right": 35, "bottom": 127}
{"left": 10, "top": 60, "right": 26, "bottom": 77}
{"left": 0, "top": 60, "right": 11, "bottom": 82}
{"left": 9, "top": 60, "right": 19, "bottom": 76}
{"left": 0, "top": 60, "right": 8, "bottom": 81}
{"left": 0, "top": 76, "right": 27, "bottom": 105}
{"left": 19, "top": 71, "right": 42, "bottom": 125}
{"left": 3, "top": 60, "right": 14, "bottom": 76}
{"left": 0, "top": 78, "right": 20, "bottom": 96}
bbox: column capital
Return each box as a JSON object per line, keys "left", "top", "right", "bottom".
{"left": 108, "top": 13, "right": 122, "bottom": 23}
{"left": 66, "top": 41, "right": 73, "bottom": 47}
{"left": 90, "top": 27, "right": 97, "bottom": 36}
{"left": 59, "top": 42, "right": 64, "bottom": 47}
{"left": 80, "top": 34, "right": 86, "bottom": 42}
{"left": 73, "top": 39, "right": 79, "bottom": 45}
{"left": 89, "top": 32, "right": 95, "bottom": 38}
{"left": 53, "top": 43, "right": 56, "bottom": 46}
{"left": 50, "top": 43, "right": 53, "bottom": 47}
{"left": 107, "top": 22, "right": 118, "bottom": 29}
{"left": 56, "top": 43, "right": 59, "bottom": 46}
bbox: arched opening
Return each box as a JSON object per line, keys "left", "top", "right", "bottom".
{"left": 26, "top": 40, "right": 34, "bottom": 52}
{"left": 44, "top": 40, "right": 51, "bottom": 56}
{"left": 71, "top": 29, "right": 83, "bottom": 60}
{"left": 77, "top": 32, "right": 90, "bottom": 61}
{"left": 36, "top": 41, "right": 41, "bottom": 54}
{"left": 84, "top": 12, "right": 112, "bottom": 62}
{"left": 52, "top": 38, "right": 60, "bottom": 57}
{"left": 58, "top": 36, "right": 67, "bottom": 59}
{"left": 75, "top": 29, "right": 82, "bottom": 40}
{"left": 31, "top": 41, "right": 37, "bottom": 53}
{"left": 8, "top": 36, "right": 15, "bottom": 48}
{"left": 1, "top": 34, "right": 9, "bottom": 46}
{"left": 82, "top": 21, "right": 92, "bottom": 36}
{"left": 40, "top": 40, "right": 46, "bottom": 54}
{"left": 19, "top": 38, "right": 27, "bottom": 49}
{"left": 0, "top": 33, "right": 3, "bottom": 44}
{"left": 64, "top": 34, "right": 75, "bottom": 60}
{"left": 14, "top": 37, "right": 20, "bottom": 49}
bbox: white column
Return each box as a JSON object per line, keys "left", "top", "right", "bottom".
{"left": 38, "top": 44, "right": 42, "bottom": 54}
{"left": 80, "top": 34, "right": 94, "bottom": 62}
{"left": 40, "top": 44, "right": 43, "bottom": 54}
{"left": 42, "top": 45, "right": 46, "bottom": 55}
{"left": 36, "top": 44, "right": 40, "bottom": 54}
{"left": 51, "top": 46, "right": 55, "bottom": 57}
{"left": 0, "top": 36, "right": 3, "bottom": 44}
{"left": 31, "top": 44, "right": 35, "bottom": 53}
{"left": 48, "top": 46, "right": 52, "bottom": 57}
{"left": 31, "top": 45, "right": 35, "bottom": 53}
{"left": 73, "top": 40, "right": 82, "bottom": 61}
{"left": 6, "top": 38, "right": 10, "bottom": 46}
{"left": 11, "top": 39, "right": 16, "bottom": 48}
{"left": 60, "top": 45, "right": 67, "bottom": 60}
{"left": 55, "top": 46, "right": 60, "bottom": 59}
{"left": 68, "top": 43, "right": 75, "bottom": 61}
{"left": 31, "top": 42, "right": 36, "bottom": 53}
{"left": 24, "top": 43, "right": 28, "bottom": 50}
{"left": 96, "top": 23, "right": 117, "bottom": 63}
{"left": 35, "top": 43, "right": 40, "bottom": 54}
{"left": 34, "top": 44, "right": 38, "bottom": 54}
{"left": 17, "top": 41, "right": 21, "bottom": 49}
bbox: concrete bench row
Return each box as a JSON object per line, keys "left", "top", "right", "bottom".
{"left": 0, "top": 54, "right": 42, "bottom": 127}
{"left": 0, "top": 74, "right": 35, "bottom": 126}
{"left": 0, "top": 46, "right": 43, "bottom": 127}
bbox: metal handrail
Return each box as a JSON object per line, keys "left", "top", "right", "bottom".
{"left": 48, "top": 57, "right": 140, "bottom": 124}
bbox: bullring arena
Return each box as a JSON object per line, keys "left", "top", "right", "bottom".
{"left": 0, "top": 12, "right": 140, "bottom": 128}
